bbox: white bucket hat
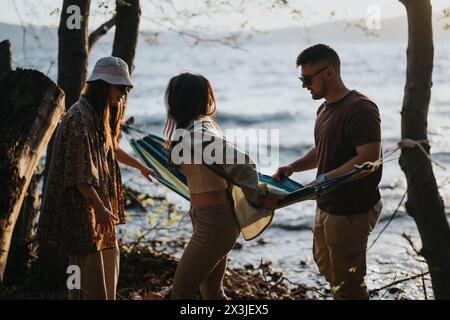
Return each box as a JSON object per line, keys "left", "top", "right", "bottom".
{"left": 87, "top": 56, "right": 133, "bottom": 87}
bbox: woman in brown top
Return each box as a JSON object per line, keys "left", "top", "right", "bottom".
{"left": 164, "top": 72, "right": 278, "bottom": 300}
{"left": 38, "top": 57, "right": 155, "bottom": 300}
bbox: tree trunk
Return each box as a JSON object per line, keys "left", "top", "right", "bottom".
{"left": 112, "top": 0, "right": 141, "bottom": 73}
{"left": 0, "top": 40, "right": 12, "bottom": 74}
{"left": 0, "top": 69, "right": 65, "bottom": 282}
{"left": 58, "top": 0, "right": 91, "bottom": 108}
{"left": 399, "top": 0, "right": 450, "bottom": 299}
{"left": 43, "top": 0, "right": 91, "bottom": 190}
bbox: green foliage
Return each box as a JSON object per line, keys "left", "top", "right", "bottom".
{"left": 125, "top": 210, "right": 133, "bottom": 220}
{"left": 443, "top": 7, "right": 450, "bottom": 30}
{"left": 348, "top": 266, "right": 357, "bottom": 273}
{"left": 120, "top": 186, "right": 184, "bottom": 253}
{"left": 148, "top": 212, "right": 159, "bottom": 226}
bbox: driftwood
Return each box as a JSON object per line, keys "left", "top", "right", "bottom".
{"left": 0, "top": 69, "right": 65, "bottom": 282}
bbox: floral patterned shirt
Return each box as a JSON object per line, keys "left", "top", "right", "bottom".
{"left": 38, "top": 97, "right": 125, "bottom": 256}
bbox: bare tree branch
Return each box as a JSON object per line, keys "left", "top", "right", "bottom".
{"left": 141, "top": 16, "right": 243, "bottom": 49}
{"left": 422, "top": 270, "right": 428, "bottom": 300}
{"left": 370, "top": 270, "right": 431, "bottom": 294}
{"left": 402, "top": 232, "right": 422, "bottom": 257}
{"left": 89, "top": 15, "right": 117, "bottom": 51}
{"left": 138, "top": 0, "right": 303, "bottom": 49}
{"left": 259, "top": 258, "right": 274, "bottom": 299}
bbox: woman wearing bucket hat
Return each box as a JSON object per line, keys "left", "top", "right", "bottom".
{"left": 38, "top": 56, "right": 155, "bottom": 300}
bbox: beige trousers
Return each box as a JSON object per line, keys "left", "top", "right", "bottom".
{"left": 171, "top": 202, "right": 240, "bottom": 300}
{"left": 313, "top": 200, "right": 383, "bottom": 300}
{"left": 68, "top": 243, "right": 120, "bottom": 300}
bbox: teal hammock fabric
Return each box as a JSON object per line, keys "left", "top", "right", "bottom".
{"left": 122, "top": 125, "right": 367, "bottom": 209}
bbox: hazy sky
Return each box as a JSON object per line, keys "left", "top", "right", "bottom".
{"left": 1, "top": 0, "right": 449, "bottom": 31}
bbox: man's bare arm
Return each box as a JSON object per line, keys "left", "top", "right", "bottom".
{"left": 290, "top": 146, "right": 318, "bottom": 172}
{"left": 272, "top": 146, "right": 317, "bottom": 182}
{"left": 322, "top": 142, "right": 381, "bottom": 183}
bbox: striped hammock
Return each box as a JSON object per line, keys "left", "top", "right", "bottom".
{"left": 122, "top": 125, "right": 367, "bottom": 209}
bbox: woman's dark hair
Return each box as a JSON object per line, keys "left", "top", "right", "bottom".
{"left": 81, "top": 80, "right": 125, "bottom": 155}
{"left": 163, "top": 72, "right": 216, "bottom": 148}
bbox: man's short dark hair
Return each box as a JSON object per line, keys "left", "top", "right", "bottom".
{"left": 296, "top": 44, "right": 340, "bottom": 71}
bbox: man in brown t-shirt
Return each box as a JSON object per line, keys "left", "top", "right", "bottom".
{"left": 273, "top": 44, "right": 383, "bottom": 299}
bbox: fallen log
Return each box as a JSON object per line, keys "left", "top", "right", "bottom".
{"left": 0, "top": 69, "right": 65, "bottom": 282}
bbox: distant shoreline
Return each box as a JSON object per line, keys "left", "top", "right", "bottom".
{"left": 2, "top": 14, "right": 450, "bottom": 49}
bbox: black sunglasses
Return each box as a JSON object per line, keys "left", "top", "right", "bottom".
{"left": 299, "top": 65, "right": 330, "bottom": 86}
{"left": 116, "top": 85, "right": 131, "bottom": 94}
